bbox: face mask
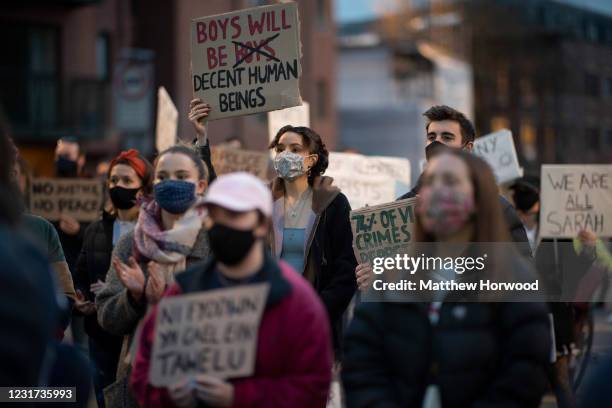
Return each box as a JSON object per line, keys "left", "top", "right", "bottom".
{"left": 109, "top": 186, "right": 140, "bottom": 210}
{"left": 417, "top": 186, "right": 475, "bottom": 238}
{"left": 208, "top": 223, "right": 257, "bottom": 266}
{"left": 153, "top": 180, "right": 196, "bottom": 214}
{"left": 273, "top": 151, "right": 307, "bottom": 181}
{"left": 55, "top": 156, "right": 78, "bottom": 178}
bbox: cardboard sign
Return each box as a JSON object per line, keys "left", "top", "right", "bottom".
{"left": 149, "top": 283, "right": 270, "bottom": 386}
{"left": 29, "top": 178, "right": 104, "bottom": 222}
{"left": 350, "top": 198, "right": 418, "bottom": 265}
{"left": 156, "top": 86, "right": 179, "bottom": 153}
{"left": 326, "top": 152, "right": 411, "bottom": 210}
{"left": 211, "top": 147, "right": 270, "bottom": 180}
{"left": 267, "top": 102, "right": 310, "bottom": 143}
{"left": 540, "top": 165, "right": 612, "bottom": 238}
{"left": 473, "top": 129, "right": 521, "bottom": 184}
{"left": 191, "top": 3, "right": 302, "bottom": 120}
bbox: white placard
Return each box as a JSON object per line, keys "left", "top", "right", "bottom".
{"left": 473, "top": 129, "right": 521, "bottom": 184}
{"left": 326, "top": 152, "right": 411, "bottom": 210}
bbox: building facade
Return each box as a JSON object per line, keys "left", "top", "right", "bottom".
{"left": 1, "top": 0, "right": 337, "bottom": 174}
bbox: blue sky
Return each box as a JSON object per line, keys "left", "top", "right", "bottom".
{"left": 334, "top": 0, "right": 612, "bottom": 23}
{"left": 334, "top": 0, "right": 385, "bottom": 23}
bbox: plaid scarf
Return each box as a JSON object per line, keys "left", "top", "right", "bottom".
{"left": 133, "top": 197, "right": 206, "bottom": 280}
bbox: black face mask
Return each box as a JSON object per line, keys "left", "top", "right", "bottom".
{"left": 425, "top": 140, "right": 454, "bottom": 161}
{"left": 208, "top": 223, "right": 257, "bottom": 266}
{"left": 109, "top": 186, "right": 140, "bottom": 210}
{"left": 55, "top": 156, "right": 78, "bottom": 178}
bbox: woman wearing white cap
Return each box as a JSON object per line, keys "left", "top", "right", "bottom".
{"left": 131, "top": 172, "right": 334, "bottom": 408}
{"left": 269, "top": 125, "right": 358, "bottom": 360}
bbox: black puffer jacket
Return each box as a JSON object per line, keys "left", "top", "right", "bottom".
{"left": 271, "top": 176, "right": 357, "bottom": 358}
{"left": 342, "top": 298, "right": 551, "bottom": 407}
{"left": 75, "top": 212, "right": 123, "bottom": 350}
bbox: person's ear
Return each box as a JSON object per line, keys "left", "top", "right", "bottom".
{"left": 463, "top": 141, "right": 474, "bottom": 152}
{"left": 196, "top": 179, "right": 208, "bottom": 195}
{"left": 307, "top": 154, "right": 318, "bottom": 169}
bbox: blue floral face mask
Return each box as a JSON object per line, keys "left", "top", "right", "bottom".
{"left": 153, "top": 179, "right": 196, "bottom": 214}
{"left": 273, "top": 151, "right": 307, "bottom": 181}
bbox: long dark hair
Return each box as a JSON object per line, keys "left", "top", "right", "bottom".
{"left": 269, "top": 125, "right": 329, "bottom": 185}
{"left": 0, "top": 133, "right": 22, "bottom": 225}
{"left": 414, "top": 149, "right": 510, "bottom": 242}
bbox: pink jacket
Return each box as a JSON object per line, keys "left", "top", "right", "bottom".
{"left": 130, "top": 256, "right": 333, "bottom": 407}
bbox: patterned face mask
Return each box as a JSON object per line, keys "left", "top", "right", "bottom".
{"left": 153, "top": 179, "right": 196, "bottom": 214}
{"left": 273, "top": 151, "right": 308, "bottom": 181}
{"left": 417, "top": 186, "right": 475, "bottom": 238}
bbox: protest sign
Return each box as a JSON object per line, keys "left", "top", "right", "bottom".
{"left": 326, "top": 152, "right": 411, "bottom": 210}
{"left": 155, "top": 86, "right": 179, "bottom": 153}
{"left": 473, "top": 129, "right": 521, "bottom": 184}
{"left": 29, "top": 178, "right": 103, "bottom": 222}
{"left": 191, "top": 3, "right": 302, "bottom": 120}
{"left": 267, "top": 101, "right": 310, "bottom": 143}
{"left": 211, "top": 147, "right": 270, "bottom": 180}
{"left": 350, "top": 198, "right": 418, "bottom": 265}
{"left": 149, "top": 283, "right": 270, "bottom": 386}
{"left": 540, "top": 165, "right": 612, "bottom": 238}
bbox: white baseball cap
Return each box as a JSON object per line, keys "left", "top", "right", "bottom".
{"left": 203, "top": 172, "right": 272, "bottom": 217}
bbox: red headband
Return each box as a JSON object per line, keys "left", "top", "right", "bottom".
{"left": 110, "top": 149, "right": 147, "bottom": 179}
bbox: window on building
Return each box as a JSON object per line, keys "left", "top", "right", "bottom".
{"left": 605, "top": 77, "right": 612, "bottom": 98}
{"left": 586, "top": 128, "right": 600, "bottom": 151}
{"left": 520, "top": 120, "right": 537, "bottom": 162}
{"left": 496, "top": 69, "right": 509, "bottom": 107}
{"left": 584, "top": 20, "right": 603, "bottom": 42}
{"left": 96, "top": 33, "right": 111, "bottom": 81}
{"left": 316, "top": 0, "right": 327, "bottom": 28}
{"left": 585, "top": 73, "right": 600, "bottom": 97}
{"left": 520, "top": 77, "right": 536, "bottom": 107}
{"left": 317, "top": 80, "right": 328, "bottom": 119}
{"left": 0, "top": 23, "right": 60, "bottom": 139}
{"left": 490, "top": 116, "right": 509, "bottom": 131}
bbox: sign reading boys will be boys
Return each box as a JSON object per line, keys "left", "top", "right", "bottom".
{"left": 540, "top": 165, "right": 612, "bottom": 238}
{"left": 191, "top": 3, "right": 302, "bottom": 120}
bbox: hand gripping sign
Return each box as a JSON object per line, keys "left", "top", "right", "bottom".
{"left": 149, "top": 283, "right": 270, "bottom": 386}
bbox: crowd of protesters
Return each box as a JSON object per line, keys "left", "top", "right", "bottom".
{"left": 1, "top": 101, "right": 612, "bottom": 408}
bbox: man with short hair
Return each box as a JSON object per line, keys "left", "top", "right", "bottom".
{"left": 399, "top": 105, "right": 529, "bottom": 245}
{"left": 355, "top": 105, "right": 531, "bottom": 290}
{"left": 423, "top": 104, "right": 476, "bottom": 150}
{"left": 131, "top": 172, "right": 333, "bottom": 408}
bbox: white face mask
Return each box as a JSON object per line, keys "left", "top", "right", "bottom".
{"left": 273, "top": 151, "right": 307, "bottom": 181}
